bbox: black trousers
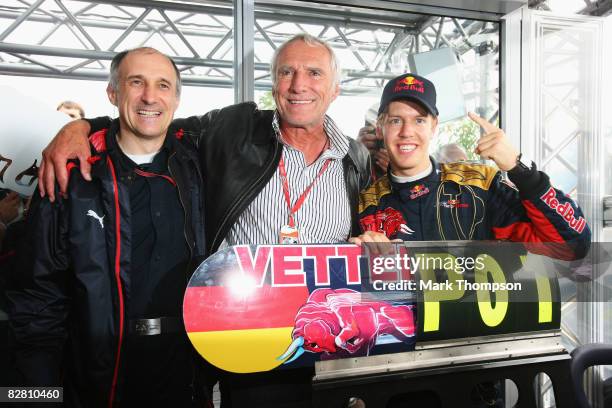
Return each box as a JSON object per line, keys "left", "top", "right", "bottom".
{"left": 219, "top": 368, "right": 313, "bottom": 408}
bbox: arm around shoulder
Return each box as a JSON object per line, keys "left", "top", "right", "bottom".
{"left": 39, "top": 118, "right": 97, "bottom": 200}
{"left": 171, "top": 110, "right": 219, "bottom": 150}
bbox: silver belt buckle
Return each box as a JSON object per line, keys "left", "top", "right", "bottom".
{"left": 134, "top": 318, "right": 161, "bottom": 335}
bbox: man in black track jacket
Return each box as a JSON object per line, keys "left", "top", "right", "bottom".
{"left": 8, "top": 47, "right": 208, "bottom": 407}
{"left": 350, "top": 73, "right": 590, "bottom": 408}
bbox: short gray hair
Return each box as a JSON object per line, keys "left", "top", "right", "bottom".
{"left": 56, "top": 100, "right": 85, "bottom": 118}
{"left": 270, "top": 33, "right": 341, "bottom": 89}
{"left": 435, "top": 143, "right": 468, "bottom": 163}
{"left": 108, "top": 47, "right": 182, "bottom": 97}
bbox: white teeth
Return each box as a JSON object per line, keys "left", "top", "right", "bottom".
{"left": 289, "top": 100, "right": 311, "bottom": 104}
{"left": 399, "top": 145, "right": 416, "bottom": 152}
{"left": 138, "top": 110, "right": 161, "bottom": 116}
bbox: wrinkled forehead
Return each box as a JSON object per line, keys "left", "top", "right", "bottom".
{"left": 277, "top": 40, "right": 333, "bottom": 70}
{"left": 119, "top": 50, "right": 177, "bottom": 82}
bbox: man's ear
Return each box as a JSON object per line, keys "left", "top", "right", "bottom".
{"left": 331, "top": 83, "right": 340, "bottom": 102}
{"left": 106, "top": 84, "right": 117, "bottom": 106}
{"left": 431, "top": 116, "right": 439, "bottom": 138}
{"left": 375, "top": 123, "right": 384, "bottom": 140}
{"left": 173, "top": 89, "right": 180, "bottom": 111}
{"left": 271, "top": 83, "right": 279, "bottom": 105}
{"left": 376, "top": 123, "right": 386, "bottom": 149}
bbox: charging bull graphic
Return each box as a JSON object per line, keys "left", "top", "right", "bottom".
{"left": 359, "top": 207, "right": 414, "bottom": 238}
{"left": 278, "top": 288, "right": 416, "bottom": 363}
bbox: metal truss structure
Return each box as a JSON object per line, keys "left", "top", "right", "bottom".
{"left": 524, "top": 11, "right": 604, "bottom": 233}
{"left": 521, "top": 10, "right": 606, "bottom": 407}
{"left": 0, "top": 0, "right": 500, "bottom": 115}
{"left": 529, "top": 0, "right": 612, "bottom": 16}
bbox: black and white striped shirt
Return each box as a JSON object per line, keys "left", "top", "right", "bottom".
{"left": 221, "top": 112, "right": 351, "bottom": 247}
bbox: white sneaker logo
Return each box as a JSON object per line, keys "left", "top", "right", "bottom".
{"left": 87, "top": 210, "right": 105, "bottom": 229}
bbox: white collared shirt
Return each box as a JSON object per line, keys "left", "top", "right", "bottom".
{"left": 221, "top": 111, "right": 351, "bottom": 247}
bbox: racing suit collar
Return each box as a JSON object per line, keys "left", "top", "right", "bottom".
{"left": 389, "top": 156, "right": 440, "bottom": 201}
{"left": 390, "top": 163, "right": 433, "bottom": 183}
{"left": 389, "top": 157, "right": 439, "bottom": 186}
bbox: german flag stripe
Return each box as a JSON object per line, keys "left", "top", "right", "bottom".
{"left": 188, "top": 327, "right": 294, "bottom": 373}
{"left": 183, "top": 285, "right": 309, "bottom": 332}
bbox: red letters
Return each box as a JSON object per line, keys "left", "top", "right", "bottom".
{"left": 272, "top": 246, "right": 306, "bottom": 286}
{"left": 540, "top": 187, "right": 586, "bottom": 233}
{"left": 234, "top": 245, "right": 271, "bottom": 286}
{"left": 541, "top": 187, "right": 556, "bottom": 204}
{"left": 234, "top": 245, "right": 365, "bottom": 287}
{"left": 337, "top": 245, "right": 363, "bottom": 285}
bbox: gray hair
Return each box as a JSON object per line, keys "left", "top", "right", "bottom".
{"left": 435, "top": 143, "right": 468, "bottom": 163}
{"left": 56, "top": 100, "right": 85, "bottom": 118}
{"left": 108, "top": 47, "right": 182, "bottom": 97}
{"left": 270, "top": 33, "right": 341, "bottom": 89}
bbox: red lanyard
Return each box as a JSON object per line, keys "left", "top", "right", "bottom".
{"left": 278, "top": 154, "right": 331, "bottom": 228}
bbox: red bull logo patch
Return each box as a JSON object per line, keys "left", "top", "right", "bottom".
{"left": 409, "top": 184, "right": 430, "bottom": 200}
{"left": 394, "top": 76, "right": 425, "bottom": 94}
{"left": 359, "top": 207, "right": 411, "bottom": 238}
{"left": 540, "top": 187, "right": 587, "bottom": 233}
{"left": 440, "top": 199, "right": 469, "bottom": 209}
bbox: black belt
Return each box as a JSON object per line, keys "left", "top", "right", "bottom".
{"left": 128, "top": 317, "right": 183, "bottom": 336}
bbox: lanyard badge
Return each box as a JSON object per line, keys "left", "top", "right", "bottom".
{"left": 278, "top": 154, "right": 331, "bottom": 244}
{"left": 280, "top": 224, "right": 299, "bottom": 244}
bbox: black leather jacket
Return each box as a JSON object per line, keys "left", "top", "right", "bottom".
{"left": 88, "top": 102, "right": 371, "bottom": 252}
{"left": 174, "top": 102, "right": 371, "bottom": 252}
{"left": 7, "top": 121, "right": 206, "bottom": 407}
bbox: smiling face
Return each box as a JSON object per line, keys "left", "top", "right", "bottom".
{"left": 272, "top": 39, "right": 339, "bottom": 132}
{"left": 378, "top": 100, "right": 438, "bottom": 177}
{"left": 106, "top": 49, "right": 179, "bottom": 144}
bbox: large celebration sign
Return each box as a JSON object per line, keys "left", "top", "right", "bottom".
{"left": 183, "top": 242, "right": 561, "bottom": 373}
{"left": 408, "top": 241, "right": 561, "bottom": 342}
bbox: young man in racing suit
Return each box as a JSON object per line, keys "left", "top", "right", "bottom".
{"left": 350, "top": 73, "right": 591, "bottom": 408}
{"left": 351, "top": 73, "right": 590, "bottom": 258}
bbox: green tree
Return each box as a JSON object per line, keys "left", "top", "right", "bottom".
{"left": 258, "top": 91, "right": 276, "bottom": 110}
{"left": 435, "top": 117, "right": 480, "bottom": 161}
